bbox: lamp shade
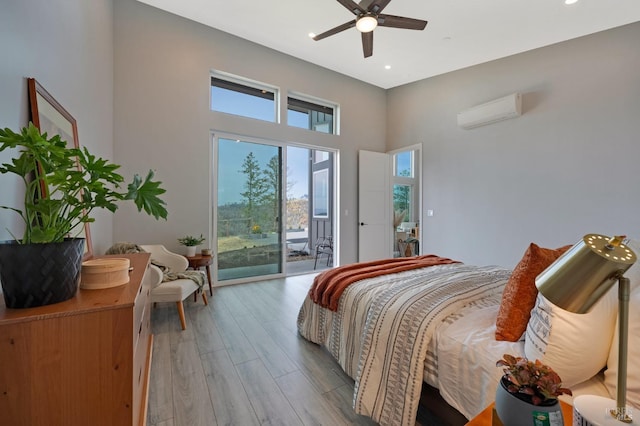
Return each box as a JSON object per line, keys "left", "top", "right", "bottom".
{"left": 536, "top": 234, "right": 636, "bottom": 313}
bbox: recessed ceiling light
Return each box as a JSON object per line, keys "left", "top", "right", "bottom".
{"left": 384, "top": 65, "right": 391, "bottom": 70}
{"left": 564, "top": 0, "right": 578, "bottom": 4}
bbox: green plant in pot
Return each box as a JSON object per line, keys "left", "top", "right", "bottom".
{"left": 495, "top": 354, "right": 572, "bottom": 425}
{"left": 0, "top": 123, "right": 167, "bottom": 308}
{"left": 177, "top": 234, "right": 205, "bottom": 257}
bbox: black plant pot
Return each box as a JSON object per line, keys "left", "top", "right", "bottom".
{"left": 0, "top": 238, "right": 84, "bottom": 308}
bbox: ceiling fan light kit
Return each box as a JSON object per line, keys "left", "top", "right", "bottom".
{"left": 314, "top": 0, "right": 427, "bottom": 58}
{"left": 356, "top": 14, "right": 378, "bottom": 32}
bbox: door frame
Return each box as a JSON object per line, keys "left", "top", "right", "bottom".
{"left": 211, "top": 131, "right": 339, "bottom": 285}
{"left": 212, "top": 133, "right": 285, "bottom": 286}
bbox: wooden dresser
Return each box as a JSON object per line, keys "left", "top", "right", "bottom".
{"left": 0, "top": 253, "right": 153, "bottom": 426}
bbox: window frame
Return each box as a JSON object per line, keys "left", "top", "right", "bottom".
{"left": 210, "top": 70, "right": 280, "bottom": 123}
{"left": 287, "top": 91, "right": 339, "bottom": 135}
{"left": 392, "top": 150, "right": 418, "bottom": 222}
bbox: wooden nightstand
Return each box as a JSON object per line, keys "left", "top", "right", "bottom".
{"left": 465, "top": 400, "right": 573, "bottom": 425}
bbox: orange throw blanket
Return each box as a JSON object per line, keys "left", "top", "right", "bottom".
{"left": 310, "top": 255, "right": 460, "bottom": 311}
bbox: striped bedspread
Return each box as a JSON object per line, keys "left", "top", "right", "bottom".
{"left": 297, "top": 263, "right": 510, "bottom": 426}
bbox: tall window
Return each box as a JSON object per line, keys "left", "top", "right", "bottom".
{"left": 393, "top": 150, "right": 416, "bottom": 222}
{"left": 210, "top": 72, "right": 278, "bottom": 122}
{"left": 287, "top": 93, "right": 338, "bottom": 134}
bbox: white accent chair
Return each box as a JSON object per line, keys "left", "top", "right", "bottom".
{"left": 140, "top": 244, "right": 208, "bottom": 330}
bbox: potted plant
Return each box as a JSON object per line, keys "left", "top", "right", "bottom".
{"left": 250, "top": 224, "right": 264, "bottom": 239}
{"left": 0, "top": 123, "right": 167, "bottom": 308}
{"left": 494, "top": 354, "right": 572, "bottom": 425}
{"left": 177, "top": 234, "right": 205, "bottom": 257}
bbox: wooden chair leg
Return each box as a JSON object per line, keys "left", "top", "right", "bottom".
{"left": 201, "top": 291, "right": 208, "bottom": 306}
{"left": 176, "top": 301, "right": 187, "bottom": 330}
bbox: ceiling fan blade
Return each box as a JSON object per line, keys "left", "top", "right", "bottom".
{"left": 313, "top": 20, "right": 356, "bottom": 41}
{"left": 337, "top": 0, "right": 365, "bottom": 15}
{"left": 362, "top": 31, "right": 373, "bottom": 58}
{"left": 361, "top": 0, "right": 392, "bottom": 14}
{"left": 378, "top": 14, "right": 428, "bottom": 30}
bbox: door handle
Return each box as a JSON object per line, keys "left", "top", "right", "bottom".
{"left": 360, "top": 222, "right": 367, "bottom": 226}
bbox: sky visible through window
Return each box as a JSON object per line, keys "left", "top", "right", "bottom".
{"left": 395, "top": 151, "right": 412, "bottom": 177}
{"left": 217, "top": 139, "right": 309, "bottom": 206}
{"left": 213, "top": 82, "right": 411, "bottom": 208}
{"left": 211, "top": 86, "right": 274, "bottom": 122}
{"left": 213, "top": 87, "right": 313, "bottom": 206}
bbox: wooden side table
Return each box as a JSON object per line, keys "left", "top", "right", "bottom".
{"left": 186, "top": 254, "right": 214, "bottom": 296}
{"left": 465, "top": 400, "right": 573, "bottom": 425}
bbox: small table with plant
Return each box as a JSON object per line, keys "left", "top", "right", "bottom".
{"left": 185, "top": 253, "right": 214, "bottom": 296}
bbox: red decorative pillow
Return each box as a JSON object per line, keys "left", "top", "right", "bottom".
{"left": 495, "top": 243, "right": 571, "bottom": 341}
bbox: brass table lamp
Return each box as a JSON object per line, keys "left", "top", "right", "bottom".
{"left": 536, "top": 234, "right": 636, "bottom": 424}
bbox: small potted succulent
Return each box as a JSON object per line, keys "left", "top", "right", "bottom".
{"left": 177, "top": 234, "right": 205, "bottom": 257}
{"left": 495, "top": 354, "right": 572, "bottom": 425}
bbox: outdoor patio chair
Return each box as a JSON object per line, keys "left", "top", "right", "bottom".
{"left": 313, "top": 236, "right": 333, "bottom": 269}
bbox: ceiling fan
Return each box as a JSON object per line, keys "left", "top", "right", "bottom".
{"left": 312, "top": 0, "right": 428, "bottom": 58}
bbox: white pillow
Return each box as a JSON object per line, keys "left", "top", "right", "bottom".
{"left": 525, "top": 286, "right": 618, "bottom": 388}
{"left": 605, "top": 238, "right": 640, "bottom": 408}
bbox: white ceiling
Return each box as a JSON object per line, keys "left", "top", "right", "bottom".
{"left": 137, "top": 0, "right": 640, "bottom": 89}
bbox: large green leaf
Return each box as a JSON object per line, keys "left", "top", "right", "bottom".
{"left": 126, "top": 170, "right": 168, "bottom": 220}
{"left": 0, "top": 123, "right": 168, "bottom": 243}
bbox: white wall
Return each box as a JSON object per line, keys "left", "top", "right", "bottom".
{"left": 0, "top": 0, "right": 114, "bottom": 253}
{"left": 112, "top": 0, "right": 387, "bottom": 263}
{"left": 387, "top": 22, "right": 640, "bottom": 268}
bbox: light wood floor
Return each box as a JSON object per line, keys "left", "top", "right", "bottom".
{"left": 146, "top": 274, "right": 444, "bottom": 426}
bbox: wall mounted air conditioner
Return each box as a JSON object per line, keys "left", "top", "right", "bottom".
{"left": 457, "top": 93, "right": 522, "bottom": 129}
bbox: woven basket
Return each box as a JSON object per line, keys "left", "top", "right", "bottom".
{"left": 81, "top": 258, "right": 130, "bottom": 290}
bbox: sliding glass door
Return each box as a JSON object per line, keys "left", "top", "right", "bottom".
{"left": 215, "top": 137, "right": 283, "bottom": 281}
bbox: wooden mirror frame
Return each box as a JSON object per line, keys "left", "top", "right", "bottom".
{"left": 27, "top": 78, "right": 93, "bottom": 260}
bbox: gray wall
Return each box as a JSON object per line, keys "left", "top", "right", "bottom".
{"left": 112, "top": 0, "right": 386, "bottom": 263}
{"left": 387, "top": 22, "right": 640, "bottom": 268}
{"left": 0, "top": 0, "right": 114, "bottom": 253}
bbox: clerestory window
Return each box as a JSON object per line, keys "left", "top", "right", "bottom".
{"left": 287, "top": 93, "right": 338, "bottom": 135}
{"left": 210, "top": 72, "right": 278, "bottom": 122}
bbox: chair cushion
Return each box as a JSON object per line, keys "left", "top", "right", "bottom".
{"left": 150, "top": 278, "right": 199, "bottom": 303}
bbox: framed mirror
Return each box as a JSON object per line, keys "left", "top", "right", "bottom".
{"left": 27, "top": 78, "right": 93, "bottom": 260}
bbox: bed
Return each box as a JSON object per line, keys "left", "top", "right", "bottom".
{"left": 297, "top": 243, "right": 640, "bottom": 426}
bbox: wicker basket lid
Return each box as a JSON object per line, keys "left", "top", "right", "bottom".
{"left": 81, "top": 257, "right": 130, "bottom": 290}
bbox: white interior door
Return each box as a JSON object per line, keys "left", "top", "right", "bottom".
{"left": 358, "top": 150, "right": 391, "bottom": 262}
